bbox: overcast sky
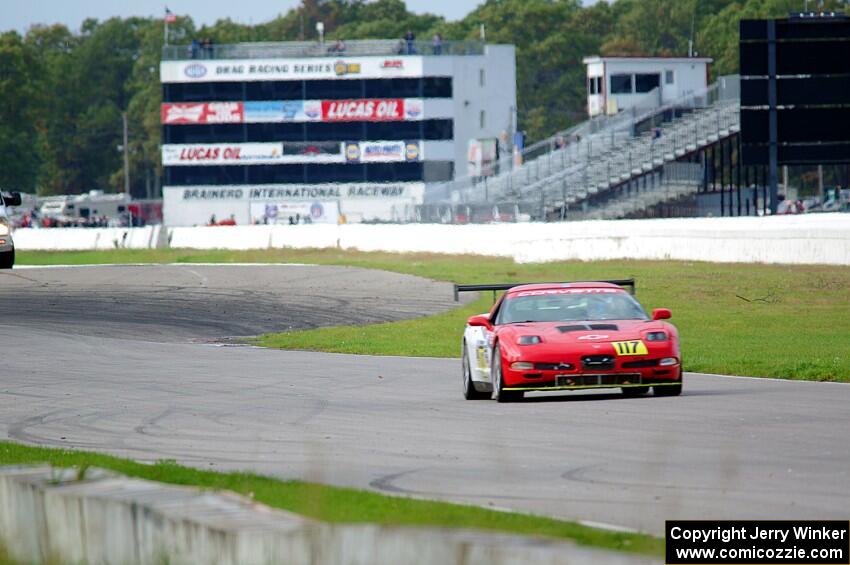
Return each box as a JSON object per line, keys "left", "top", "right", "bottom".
{"left": 4, "top": 0, "right": 491, "bottom": 34}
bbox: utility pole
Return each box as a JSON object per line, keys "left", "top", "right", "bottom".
{"left": 122, "top": 113, "right": 130, "bottom": 199}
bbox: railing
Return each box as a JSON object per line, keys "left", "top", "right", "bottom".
{"left": 428, "top": 76, "right": 741, "bottom": 214}
{"left": 162, "top": 39, "right": 485, "bottom": 61}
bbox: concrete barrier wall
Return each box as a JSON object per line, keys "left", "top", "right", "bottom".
{"left": 13, "top": 214, "right": 850, "bottom": 265}
{"left": 13, "top": 226, "right": 161, "bottom": 251}
{"left": 0, "top": 465, "right": 655, "bottom": 565}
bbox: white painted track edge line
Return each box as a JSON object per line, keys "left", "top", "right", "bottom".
{"left": 13, "top": 262, "right": 318, "bottom": 269}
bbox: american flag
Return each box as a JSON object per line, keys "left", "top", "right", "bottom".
{"left": 164, "top": 7, "right": 177, "bottom": 23}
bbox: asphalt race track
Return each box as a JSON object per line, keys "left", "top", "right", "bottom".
{"left": 1, "top": 264, "right": 848, "bottom": 535}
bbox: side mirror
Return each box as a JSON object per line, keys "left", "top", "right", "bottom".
{"left": 652, "top": 308, "right": 672, "bottom": 320}
{"left": 467, "top": 314, "right": 491, "bottom": 328}
{"left": 2, "top": 192, "right": 22, "bottom": 207}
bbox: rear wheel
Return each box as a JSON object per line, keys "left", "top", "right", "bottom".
{"left": 491, "top": 343, "right": 523, "bottom": 403}
{"left": 621, "top": 386, "right": 650, "bottom": 397}
{"left": 462, "top": 343, "right": 490, "bottom": 400}
{"left": 0, "top": 250, "right": 13, "bottom": 269}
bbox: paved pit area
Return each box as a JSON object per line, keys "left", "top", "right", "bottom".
{"left": 1, "top": 264, "right": 465, "bottom": 341}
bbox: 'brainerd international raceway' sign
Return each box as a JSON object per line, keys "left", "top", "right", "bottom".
{"left": 162, "top": 183, "right": 426, "bottom": 226}
{"left": 173, "top": 184, "right": 419, "bottom": 201}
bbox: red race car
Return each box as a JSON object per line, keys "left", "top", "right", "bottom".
{"left": 457, "top": 279, "right": 682, "bottom": 402}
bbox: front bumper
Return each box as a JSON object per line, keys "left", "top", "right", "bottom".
{"left": 502, "top": 361, "right": 681, "bottom": 391}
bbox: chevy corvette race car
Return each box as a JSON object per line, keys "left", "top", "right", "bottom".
{"left": 457, "top": 279, "right": 682, "bottom": 402}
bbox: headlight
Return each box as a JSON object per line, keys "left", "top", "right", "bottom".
{"left": 510, "top": 362, "right": 534, "bottom": 370}
{"left": 645, "top": 331, "right": 667, "bottom": 342}
{"left": 659, "top": 357, "right": 678, "bottom": 366}
{"left": 0, "top": 219, "right": 9, "bottom": 236}
{"left": 517, "top": 335, "right": 542, "bottom": 345}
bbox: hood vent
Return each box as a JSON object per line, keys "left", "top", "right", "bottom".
{"left": 556, "top": 323, "right": 619, "bottom": 333}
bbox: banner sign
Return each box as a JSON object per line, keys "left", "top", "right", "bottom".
{"left": 162, "top": 143, "right": 283, "bottom": 165}
{"left": 250, "top": 200, "right": 339, "bottom": 224}
{"left": 282, "top": 141, "right": 341, "bottom": 156}
{"left": 171, "top": 184, "right": 424, "bottom": 201}
{"left": 322, "top": 99, "right": 404, "bottom": 121}
{"left": 162, "top": 102, "right": 244, "bottom": 124}
{"left": 164, "top": 98, "right": 427, "bottom": 124}
{"left": 345, "top": 140, "right": 421, "bottom": 163}
{"left": 163, "top": 140, "right": 422, "bottom": 166}
{"left": 161, "top": 56, "right": 427, "bottom": 83}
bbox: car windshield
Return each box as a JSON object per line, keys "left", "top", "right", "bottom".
{"left": 496, "top": 291, "right": 648, "bottom": 324}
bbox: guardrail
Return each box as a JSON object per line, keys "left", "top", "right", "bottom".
{"left": 12, "top": 214, "right": 850, "bottom": 266}
{"left": 162, "top": 39, "right": 485, "bottom": 60}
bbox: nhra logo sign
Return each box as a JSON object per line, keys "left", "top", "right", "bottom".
{"left": 183, "top": 63, "right": 207, "bottom": 78}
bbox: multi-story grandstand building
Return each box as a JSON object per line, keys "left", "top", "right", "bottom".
{"left": 160, "top": 40, "right": 516, "bottom": 225}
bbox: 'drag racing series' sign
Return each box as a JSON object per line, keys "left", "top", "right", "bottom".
{"left": 160, "top": 56, "right": 426, "bottom": 83}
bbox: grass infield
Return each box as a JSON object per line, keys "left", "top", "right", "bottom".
{"left": 17, "top": 248, "right": 850, "bottom": 381}
{"left": 0, "top": 441, "right": 663, "bottom": 557}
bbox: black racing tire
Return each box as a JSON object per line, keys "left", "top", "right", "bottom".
{"left": 654, "top": 371, "right": 683, "bottom": 396}
{"left": 462, "top": 342, "right": 490, "bottom": 400}
{"left": 621, "top": 386, "right": 650, "bottom": 397}
{"left": 0, "top": 250, "right": 13, "bottom": 269}
{"left": 491, "top": 343, "right": 523, "bottom": 403}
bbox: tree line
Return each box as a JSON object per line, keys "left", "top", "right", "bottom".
{"left": 0, "top": 0, "right": 842, "bottom": 196}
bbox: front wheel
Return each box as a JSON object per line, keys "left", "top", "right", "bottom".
{"left": 654, "top": 371, "right": 683, "bottom": 396}
{"left": 621, "top": 386, "right": 650, "bottom": 397}
{"left": 462, "top": 343, "right": 490, "bottom": 400}
{"left": 0, "top": 250, "right": 13, "bottom": 269}
{"left": 491, "top": 343, "right": 523, "bottom": 403}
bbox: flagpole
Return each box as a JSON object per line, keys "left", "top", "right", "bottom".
{"left": 164, "top": 18, "right": 169, "bottom": 46}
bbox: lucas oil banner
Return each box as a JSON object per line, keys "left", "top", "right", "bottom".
{"left": 163, "top": 99, "right": 427, "bottom": 124}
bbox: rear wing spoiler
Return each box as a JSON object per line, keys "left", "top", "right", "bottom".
{"left": 453, "top": 279, "right": 635, "bottom": 302}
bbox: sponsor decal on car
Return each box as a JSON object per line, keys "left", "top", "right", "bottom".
{"left": 612, "top": 340, "right": 649, "bottom": 356}
{"left": 514, "top": 288, "right": 623, "bottom": 297}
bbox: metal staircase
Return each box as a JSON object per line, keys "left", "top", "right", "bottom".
{"left": 430, "top": 76, "right": 741, "bottom": 221}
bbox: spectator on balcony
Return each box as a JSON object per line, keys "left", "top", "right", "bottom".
{"left": 651, "top": 127, "right": 662, "bottom": 146}
{"left": 200, "top": 38, "right": 214, "bottom": 58}
{"left": 188, "top": 39, "right": 200, "bottom": 59}
{"left": 432, "top": 33, "right": 443, "bottom": 55}
{"left": 404, "top": 29, "right": 416, "bottom": 54}
{"left": 328, "top": 38, "right": 346, "bottom": 54}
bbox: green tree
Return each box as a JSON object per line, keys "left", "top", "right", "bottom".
{"left": 0, "top": 32, "right": 40, "bottom": 192}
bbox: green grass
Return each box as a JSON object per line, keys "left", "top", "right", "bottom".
{"left": 0, "top": 441, "right": 662, "bottom": 557}
{"left": 17, "top": 248, "right": 850, "bottom": 381}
